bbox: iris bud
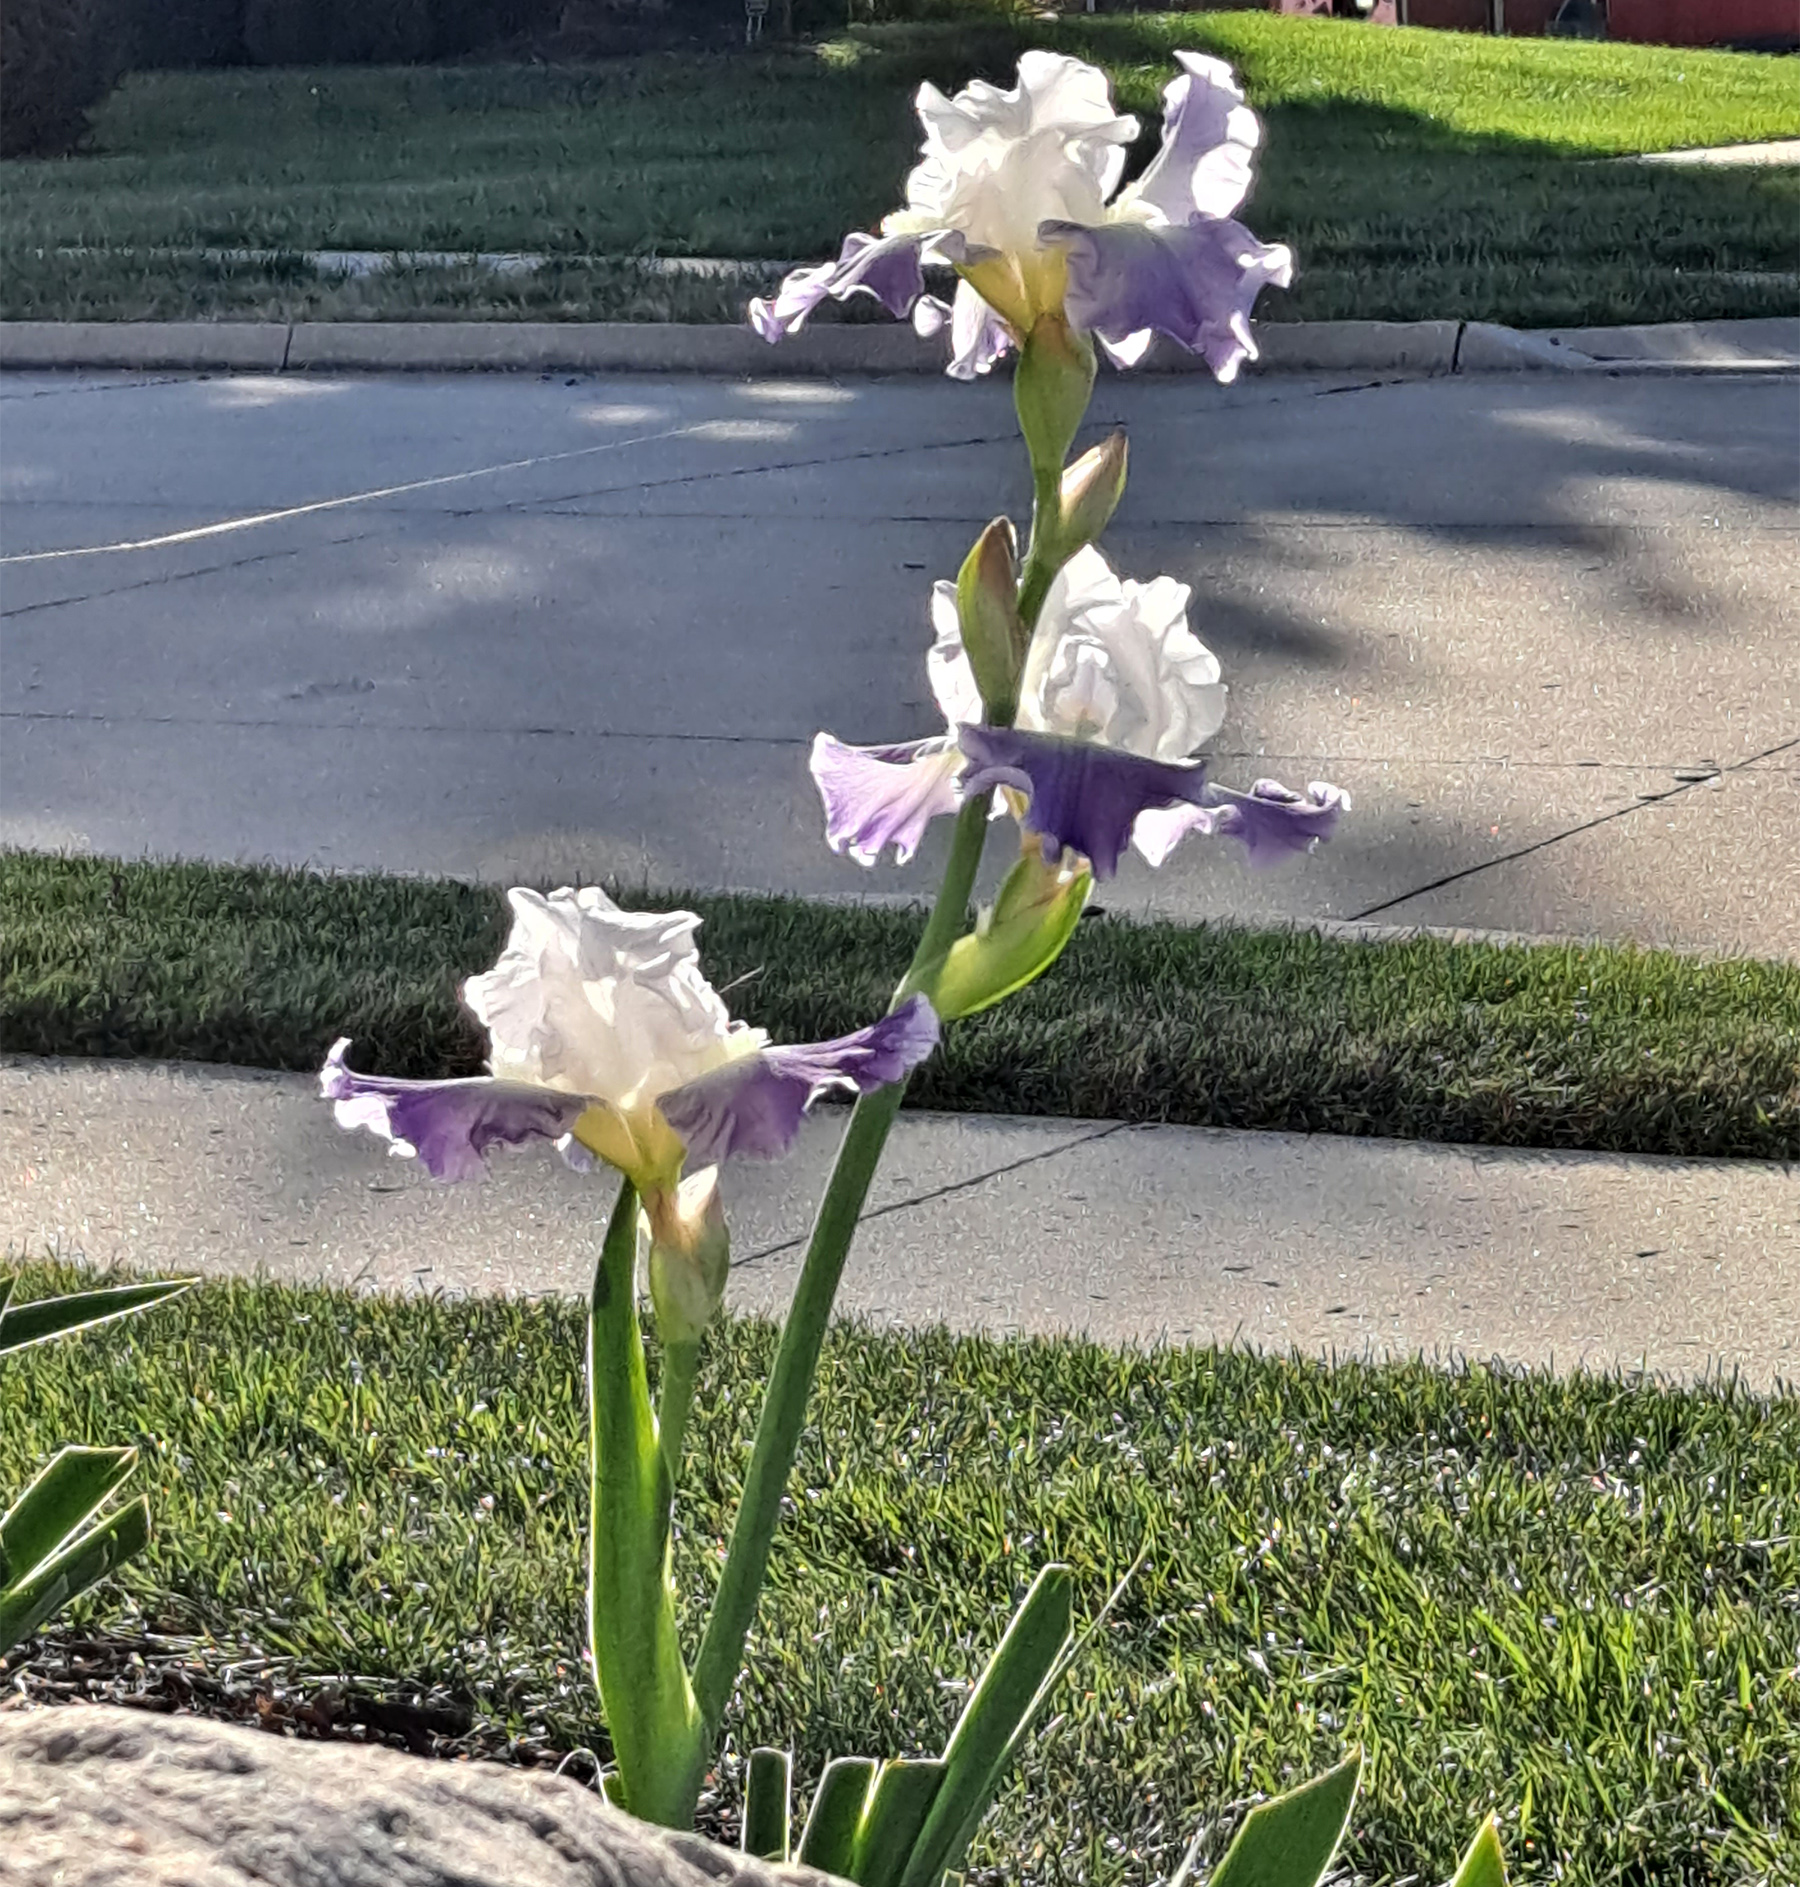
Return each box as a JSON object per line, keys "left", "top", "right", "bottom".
{"left": 955, "top": 518, "right": 1027, "bottom": 719}
{"left": 1058, "top": 431, "right": 1128, "bottom": 557}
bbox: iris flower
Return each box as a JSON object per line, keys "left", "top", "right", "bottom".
{"left": 323, "top": 887, "right": 937, "bottom": 1261}
{"left": 811, "top": 547, "right": 1348, "bottom": 879}
{"left": 749, "top": 49, "right": 1292, "bottom": 382}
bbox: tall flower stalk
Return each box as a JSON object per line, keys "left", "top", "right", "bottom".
{"left": 322, "top": 48, "right": 1347, "bottom": 1846}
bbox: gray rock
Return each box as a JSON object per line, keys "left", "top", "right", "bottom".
{"left": 0, "top": 1705, "right": 841, "bottom": 1887}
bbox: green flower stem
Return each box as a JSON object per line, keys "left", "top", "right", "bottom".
{"left": 656, "top": 1336, "right": 702, "bottom": 1485}
{"left": 692, "top": 793, "right": 992, "bottom": 1733}
{"left": 688, "top": 339, "right": 1102, "bottom": 1755}
{"left": 587, "top": 1179, "right": 707, "bottom": 1827}
{"left": 1016, "top": 457, "right": 1065, "bottom": 632}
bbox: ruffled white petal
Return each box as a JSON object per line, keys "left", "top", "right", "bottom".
{"left": 464, "top": 887, "right": 762, "bottom": 1113}
{"left": 903, "top": 51, "right": 1138, "bottom": 259}
{"left": 1019, "top": 546, "right": 1227, "bottom": 762}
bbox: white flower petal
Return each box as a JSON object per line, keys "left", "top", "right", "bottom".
{"left": 464, "top": 886, "right": 762, "bottom": 1112}
{"left": 902, "top": 51, "right": 1138, "bottom": 258}
{"left": 928, "top": 580, "right": 986, "bottom": 726}
{"left": 1019, "top": 546, "right": 1227, "bottom": 761}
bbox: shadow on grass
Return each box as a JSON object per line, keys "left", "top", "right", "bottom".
{"left": 1, "top": 15, "right": 1794, "bottom": 323}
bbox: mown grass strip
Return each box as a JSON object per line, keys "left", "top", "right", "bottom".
{"left": 2, "top": 1261, "right": 1794, "bottom": 1883}
{"left": 3, "top": 14, "right": 1795, "bottom": 327}
{"left": 3, "top": 851, "right": 1796, "bottom": 1162}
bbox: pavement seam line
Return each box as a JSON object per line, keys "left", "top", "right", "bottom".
{"left": 1348, "top": 731, "right": 1800, "bottom": 924}
{"left": 730, "top": 1121, "right": 1130, "bottom": 1274}
{"left": 1450, "top": 321, "right": 1467, "bottom": 373}
{"left": 0, "top": 417, "right": 761, "bottom": 565}
{"left": 0, "top": 526, "right": 387, "bottom": 620}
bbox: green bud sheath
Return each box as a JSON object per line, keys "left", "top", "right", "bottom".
{"left": 955, "top": 517, "right": 1027, "bottom": 718}
{"left": 1057, "top": 431, "right": 1129, "bottom": 557}
{"left": 1013, "top": 314, "right": 1098, "bottom": 485}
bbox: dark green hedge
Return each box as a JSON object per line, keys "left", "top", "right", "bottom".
{"left": 0, "top": 0, "right": 123, "bottom": 155}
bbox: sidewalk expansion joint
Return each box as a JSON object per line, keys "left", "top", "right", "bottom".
{"left": 1349, "top": 730, "right": 1800, "bottom": 923}
{"left": 732, "top": 1121, "right": 1129, "bottom": 1274}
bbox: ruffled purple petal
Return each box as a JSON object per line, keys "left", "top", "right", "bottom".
{"left": 1132, "top": 777, "right": 1349, "bottom": 868}
{"left": 320, "top": 1039, "right": 587, "bottom": 1181}
{"left": 1132, "top": 52, "right": 1260, "bottom": 226}
{"left": 659, "top": 996, "right": 940, "bottom": 1167}
{"left": 1204, "top": 778, "right": 1351, "bottom": 864}
{"left": 811, "top": 731, "right": 964, "bottom": 866}
{"left": 749, "top": 231, "right": 930, "bottom": 342}
{"left": 1046, "top": 217, "right": 1293, "bottom": 383}
{"left": 957, "top": 724, "right": 1209, "bottom": 880}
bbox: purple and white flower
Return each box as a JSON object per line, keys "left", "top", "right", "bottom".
{"left": 810, "top": 547, "right": 1347, "bottom": 878}
{"left": 749, "top": 50, "right": 1292, "bottom": 382}
{"left": 322, "top": 886, "right": 937, "bottom": 1189}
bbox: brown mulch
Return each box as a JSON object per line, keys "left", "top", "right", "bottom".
{"left": 1, "top": 1629, "right": 738, "bottom": 1846}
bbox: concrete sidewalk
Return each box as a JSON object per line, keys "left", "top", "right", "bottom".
{"left": 4, "top": 1055, "right": 1794, "bottom": 1386}
{"left": 2, "top": 367, "right": 1796, "bottom": 955}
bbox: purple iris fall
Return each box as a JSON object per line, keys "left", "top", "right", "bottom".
{"left": 809, "top": 546, "right": 1349, "bottom": 880}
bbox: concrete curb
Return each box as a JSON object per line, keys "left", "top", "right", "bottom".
{"left": 3, "top": 316, "right": 1795, "bottom": 378}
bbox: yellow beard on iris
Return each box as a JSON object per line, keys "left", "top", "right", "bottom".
{"left": 960, "top": 244, "right": 1069, "bottom": 338}
{"left": 570, "top": 1098, "right": 688, "bottom": 1197}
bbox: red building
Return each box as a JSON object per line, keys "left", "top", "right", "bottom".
{"left": 1390, "top": 0, "right": 1799, "bottom": 41}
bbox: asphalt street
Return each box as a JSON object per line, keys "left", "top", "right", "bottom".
{"left": 2, "top": 365, "right": 1797, "bottom": 952}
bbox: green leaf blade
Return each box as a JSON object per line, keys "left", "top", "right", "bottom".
{"left": 743, "top": 1747, "right": 793, "bottom": 1863}
{"left": 0, "top": 1445, "right": 139, "bottom": 1579}
{"left": 898, "top": 1565, "right": 1074, "bottom": 1887}
{"left": 0, "top": 1277, "right": 194, "bottom": 1356}
{"left": 1210, "top": 1753, "right": 1363, "bottom": 1887}
{"left": 797, "top": 1756, "right": 879, "bottom": 1876}
{"left": 0, "top": 1494, "right": 151, "bottom": 1658}
{"left": 1444, "top": 1816, "right": 1508, "bottom": 1887}
{"left": 851, "top": 1757, "right": 946, "bottom": 1887}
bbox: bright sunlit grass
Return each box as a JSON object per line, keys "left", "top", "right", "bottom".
{"left": 2, "top": 1260, "right": 1794, "bottom": 1883}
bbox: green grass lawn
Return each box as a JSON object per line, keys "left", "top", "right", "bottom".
{"left": 3, "top": 13, "right": 1795, "bottom": 324}
{"left": 5, "top": 851, "right": 1797, "bottom": 1161}
{"left": 2, "top": 1262, "right": 1794, "bottom": 1883}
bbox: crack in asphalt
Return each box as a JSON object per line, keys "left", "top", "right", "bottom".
{"left": 0, "top": 708, "right": 815, "bottom": 744}
{"left": 730, "top": 1120, "right": 1128, "bottom": 1274}
{"left": 0, "top": 417, "right": 750, "bottom": 564}
{"left": 488, "top": 428, "right": 1027, "bottom": 515}
{"left": 1350, "top": 731, "right": 1800, "bottom": 922}
{"left": 0, "top": 374, "right": 196, "bottom": 402}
